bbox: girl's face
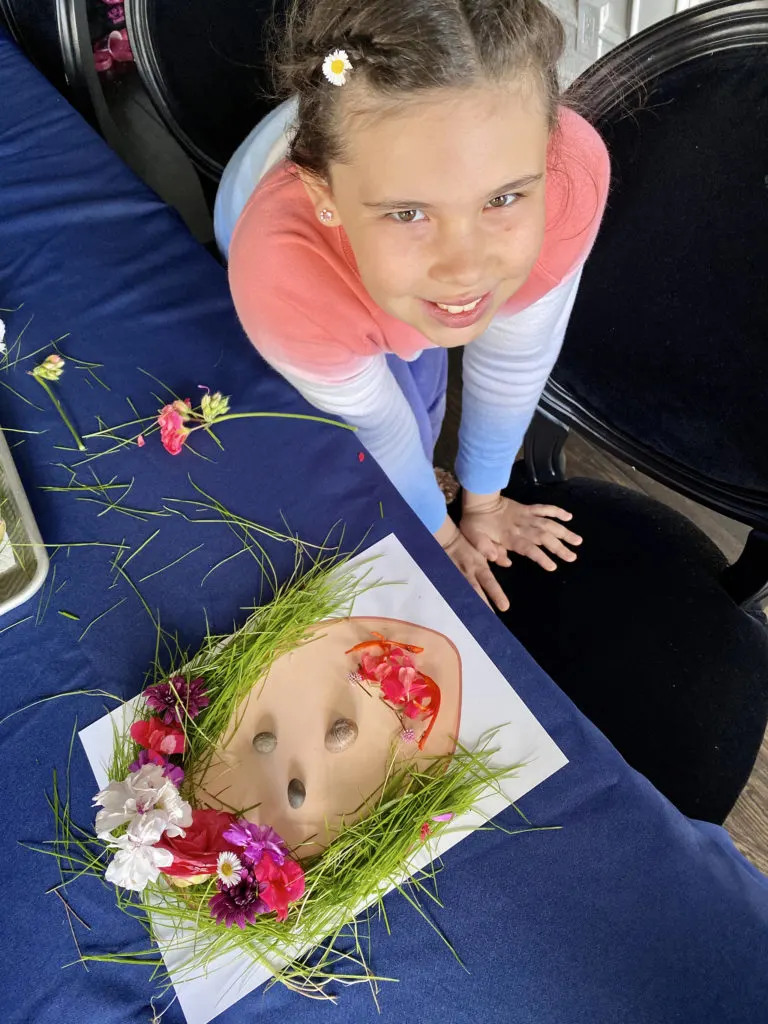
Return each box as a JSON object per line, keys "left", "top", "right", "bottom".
{"left": 307, "top": 84, "right": 550, "bottom": 348}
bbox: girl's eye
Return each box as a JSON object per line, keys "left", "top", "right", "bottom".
{"left": 486, "top": 193, "right": 521, "bottom": 209}
{"left": 388, "top": 209, "right": 426, "bottom": 224}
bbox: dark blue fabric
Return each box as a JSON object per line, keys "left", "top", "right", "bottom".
{"left": 0, "top": 28, "right": 767, "bottom": 1024}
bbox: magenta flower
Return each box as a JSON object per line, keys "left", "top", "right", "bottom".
{"left": 223, "top": 821, "right": 287, "bottom": 867}
{"left": 144, "top": 675, "right": 209, "bottom": 725}
{"left": 209, "top": 874, "right": 267, "bottom": 929}
{"left": 128, "top": 749, "right": 184, "bottom": 787}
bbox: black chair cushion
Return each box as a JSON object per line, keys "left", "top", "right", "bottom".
{"left": 558, "top": 44, "right": 768, "bottom": 497}
{"left": 496, "top": 470, "right": 768, "bottom": 824}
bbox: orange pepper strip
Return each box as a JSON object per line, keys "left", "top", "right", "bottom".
{"left": 345, "top": 637, "right": 425, "bottom": 655}
{"left": 416, "top": 674, "right": 441, "bottom": 750}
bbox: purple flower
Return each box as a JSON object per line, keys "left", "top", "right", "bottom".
{"left": 209, "top": 876, "right": 267, "bottom": 928}
{"left": 223, "top": 821, "right": 287, "bottom": 867}
{"left": 144, "top": 675, "right": 209, "bottom": 725}
{"left": 128, "top": 749, "right": 184, "bottom": 787}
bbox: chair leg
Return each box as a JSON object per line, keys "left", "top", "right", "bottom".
{"left": 721, "top": 529, "right": 768, "bottom": 609}
{"left": 523, "top": 409, "right": 569, "bottom": 485}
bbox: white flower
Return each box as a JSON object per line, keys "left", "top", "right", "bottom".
{"left": 322, "top": 49, "right": 352, "bottom": 87}
{"left": 216, "top": 851, "right": 243, "bottom": 888}
{"left": 104, "top": 812, "right": 174, "bottom": 892}
{"left": 93, "top": 763, "right": 192, "bottom": 839}
{"left": 0, "top": 318, "right": 6, "bottom": 356}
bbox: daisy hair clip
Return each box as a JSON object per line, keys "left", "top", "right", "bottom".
{"left": 322, "top": 49, "right": 353, "bottom": 87}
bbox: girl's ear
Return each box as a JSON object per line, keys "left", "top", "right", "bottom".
{"left": 297, "top": 168, "right": 340, "bottom": 226}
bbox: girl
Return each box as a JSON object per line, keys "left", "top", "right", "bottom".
{"left": 216, "top": 0, "right": 610, "bottom": 610}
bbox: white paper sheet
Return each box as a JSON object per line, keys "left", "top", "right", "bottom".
{"left": 80, "top": 534, "right": 567, "bottom": 1023}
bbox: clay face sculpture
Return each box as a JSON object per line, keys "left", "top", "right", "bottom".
{"left": 195, "top": 617, "right": 462, "bottom": 856}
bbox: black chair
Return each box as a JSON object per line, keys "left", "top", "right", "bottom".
{"left": 500, "top": 0, "right": 768, "bottom": 825}
{"left": 125, "top": 0, "right": 284, "bottom": 193}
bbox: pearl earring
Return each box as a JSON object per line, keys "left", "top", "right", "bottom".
{"left": 319, "top": 209, "right": 334, "bottom": 223}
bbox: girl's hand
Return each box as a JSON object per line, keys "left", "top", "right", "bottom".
{"left": 434, "top": 516, "right": 510, "bottom": 612}
{"left": 460, "top": 492, "right": 582, "bottom": 572}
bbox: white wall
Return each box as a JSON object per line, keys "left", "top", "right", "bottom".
{"left": 548, "top": 0, "right": 712, "bottom": 86}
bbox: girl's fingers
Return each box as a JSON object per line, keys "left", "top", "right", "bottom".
{"left": 522, "top": 544, "right": 558, "bottom": 572}
{"left": 475, "top": 535, "right": 511, "bottom": 567}
{"left": 521, "top": 520, "right": 582, "bottom": 547}
{"left": 529, "top": 504, "right": 574, "bottom": 522}
{"left": 476, "top": 566, "right": 510, "bottom": 611}
{"left": 543, "top": 522, "right": 582, "bottom": 546}
{"left": 471, "top": 582, "right": 493, "bottom": 609}
{"left": 540, "top": 534, "right": 578, "bottom": 563}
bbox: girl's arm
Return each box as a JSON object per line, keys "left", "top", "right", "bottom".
{"left": 457, "top": 268, "right": 582, "bottom": 495}
{"left": 266, "top": 354, "right": 511, "bottom": 611}
{"left": 457, "top": 270, "right": 585, "bottom": 571}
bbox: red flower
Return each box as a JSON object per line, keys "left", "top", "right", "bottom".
{"left": 157, "top": 401, "right": 191, "bottom": 455}
{"left": 357, "top": 641, "right": 441, "bottom": 749}
{"left": 156, "top": 808, "right": 239, "bottom": 879}
{"left": 130, "top": 716, "right": 186, "bottom": 755}
{"left": 253, "top": 852, "right": 306, "bottom": 922}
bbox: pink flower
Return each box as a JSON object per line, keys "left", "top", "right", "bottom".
{"left": 144, "top": 675, "right": 209, "bottom": 725}
{"left": 157, "top": 401, "right": 191, "bottom": 455}
{"left": 107, "top": 29, "right": 133, "bottom": 63}
{"left": 130, "top": 716, "right": 186, "bottom": 756}
{"left": 420, "top": 822, "right": 431, "bottom": 841}
{"left": 93, "top": 39, "right": 112, "bottom": 73}
{"left": 128, "top": 749, "right": 184, "bottom": 787}
{"left": 253, "top": 852, "right": 305, "bottom": 922}
{"left": 136, "top": 435, "right": 145, "bottom": 448}
{"left": 223, "top": 821, "right": 287, "bottom": 867}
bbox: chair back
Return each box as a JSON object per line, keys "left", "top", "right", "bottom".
{"left": 126, "top": 0, "right": 284, "bottom": 180}
{"left": 545, "top": 0, "right": 768, "bottom": 529}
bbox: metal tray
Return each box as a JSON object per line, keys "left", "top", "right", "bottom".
{"left": 0, "top": 427, "right": 49, "bottom": 617}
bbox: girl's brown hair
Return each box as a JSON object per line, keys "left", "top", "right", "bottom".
{"left": 273, "top": 0, "right": 566, "bottom": 178}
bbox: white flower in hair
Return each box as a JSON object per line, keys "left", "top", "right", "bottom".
{"left": 322, "top": 49, "right": 352, "bottom": 87}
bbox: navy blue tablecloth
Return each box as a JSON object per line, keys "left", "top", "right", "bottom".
{"left": 1, "top": 29, "right": 767, "bottom": 1024}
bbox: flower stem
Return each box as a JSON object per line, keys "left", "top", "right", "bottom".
{"left": 37, "top": 378, "right": 86, "bottom": 451}
{"left": 192, "top": 411, "right": 356, "bottom": 433}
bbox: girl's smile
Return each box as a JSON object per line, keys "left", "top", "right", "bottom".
{"left": 421, "top": 291, "right": 494, "bottom": 329}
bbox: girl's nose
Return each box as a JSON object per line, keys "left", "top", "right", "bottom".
{"left": 429, "top": 226, "right": 486, "bottom": 291}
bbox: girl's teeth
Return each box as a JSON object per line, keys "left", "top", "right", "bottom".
{"left": 435, "top": 297, "right": 482, "bottom": 314}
